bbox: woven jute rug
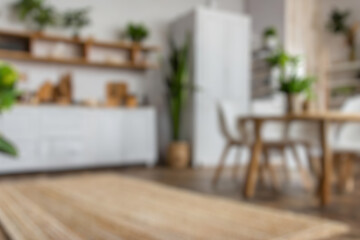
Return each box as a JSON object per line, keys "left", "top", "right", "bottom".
{"left": 0, "top": 173, "right": 349, "bottom": 240}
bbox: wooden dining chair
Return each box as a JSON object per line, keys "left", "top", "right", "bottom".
{"left": 212, "top": 99, "right": 312, "bottom": 191}
{"left": 331, "top": 96, "right": 360, "bottom": 193}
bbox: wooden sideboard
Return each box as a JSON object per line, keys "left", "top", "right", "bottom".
{"left": 0, "top": 105, "right": 157, "bottom": 174}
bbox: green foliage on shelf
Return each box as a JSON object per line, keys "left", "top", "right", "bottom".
{"left": 331, "top": 86, "right": 357, "bottom": 96}
{"left": 125, "top": 23, "right": 149, "bottom": 43}
{"left": 327, "top": 9, "right": 350, "bottom": 34}
{"left": 13, "top": 0, "right": 44, "bottom": 20}
{"left": 266, "top": 49, "right": 299, "bottom": 78}
{"left": 32, "top": 6, "right": 56, "bottom": 31}
{"left": 0, "top": 62, "right": 19, "bottom": 157}
{"left": 166, "top": 37, "right": 191, "bottom": 141}
{"left": 13, "top": 0, "right": 57, "bottom": 31}
{"left": 263, "top": 27, "right": 277, "bottom": 39}
{"left": 62, "top": 8, "right": 91, "bottom": 37}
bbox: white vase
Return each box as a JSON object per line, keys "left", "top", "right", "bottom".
{"left": 264, "top": 36, "right": 278, "bottom": 50}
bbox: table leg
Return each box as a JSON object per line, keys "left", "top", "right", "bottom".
{"left": 243, "top": 119, "right": 263, "bottom": 199}
{"left": 320, "top": 119, "right": 332, "bottom": 206}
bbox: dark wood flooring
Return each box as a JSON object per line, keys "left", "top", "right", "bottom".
{"left": 0, "top": 166, "right": 360, "bottom": 239}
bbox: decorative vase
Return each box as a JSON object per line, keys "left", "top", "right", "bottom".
{"left": 166, "top": 141, "right": 190, "bottom": 169}
{"left": 286, "top": 94, "right": 302, "bottom": 114}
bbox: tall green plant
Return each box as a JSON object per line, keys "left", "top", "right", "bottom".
{"left": 0, "top": 62, "right": 19, "bottom": 157}
{"left": 166, "top": 38, "right": 190, "bottom": 141}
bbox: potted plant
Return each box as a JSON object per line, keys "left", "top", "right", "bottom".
{"left": 166, "top": 37, "right": 191, "bottom": 169}
{"left": 263, "top": 26, "right": 278, "bottom": 50}
{"left": 280, "top": 75, "right": 315, "bottom": 114}
{"left": 62, "top": 8, "right": 91, "bottom": 39}
{"left": 0, "top": 62, "right": 19, "bottom": 157}
{"left": 327, "top": 9, "right": 358, "bottom": 61}
{"left": 32, "top": 6, "right": 56, "bottom": 34}
{"left": 125, "top": 23, "right": 149, "bottom": 44}
{"left": 13, "top": 0, "right": 56, "bottom": 34}
{"left": 267, "top": 49, "right": 315, "bottom": 114}
{"left": 13, "top": 0, "right": 44, "bottom": 21}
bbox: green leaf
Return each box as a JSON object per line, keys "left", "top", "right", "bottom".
{"left": 0, "top": 135, "right": 17, "bottom": 157}
{"left": 125, "top": 23, "right": 149, "bottom": 43}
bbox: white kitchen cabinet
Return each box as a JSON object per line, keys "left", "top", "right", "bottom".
{"left": 0, "top": 105, "right": 157, "bottom": 174}
{"left": 170, "top": 8, "right": 251, "bottom": 167}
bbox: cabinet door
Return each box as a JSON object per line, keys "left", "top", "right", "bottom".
{"left": 120, "top": 109, "right": 156, "bottom": 164}
{"left": 0, "top": 107, "right": 40, "bottom": 168}
{"left": 39, "top": 108, "right": 89, "bottom": 167}
{"left": 93, "top": 110, "right": 123, "bottom": 164}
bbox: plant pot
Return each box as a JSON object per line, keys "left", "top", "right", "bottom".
{"left": 286, "top": 94, "right": 302, "bottom": 114}
{"left": 302, "top": 100, "right": 312, "bottom": 114}
{"left": 166, "top": 141, "right": 190, "bottom": 169}
{"left": 264, "top": 36, "right": 278, "bottom": 50}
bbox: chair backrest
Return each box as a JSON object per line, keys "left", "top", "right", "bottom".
{"left": 336, "top": 96, "right": 360, "bottom": 145}
{"left": 217, "top": 100, "right": 243, "bottom": 142}
{"left": 252, "top": 94, "right": 287, "bottom": 141}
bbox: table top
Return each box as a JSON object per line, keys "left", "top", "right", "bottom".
{"left": 238, "top": 111, "right": 360, "bottom": 122}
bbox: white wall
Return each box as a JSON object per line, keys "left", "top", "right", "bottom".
{"left": 244, "top": 0, "right": 285, "bottom": 49}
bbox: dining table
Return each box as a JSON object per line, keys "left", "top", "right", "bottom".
{"left": 238, "top": 112, "right": 360, "bottom": 207}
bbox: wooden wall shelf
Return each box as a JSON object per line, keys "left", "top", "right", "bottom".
{"left": 327, "top": 60, "right": 360, "bottom": 109}
{"left": 0, "top": 30, "right": 159, "bottom": 71}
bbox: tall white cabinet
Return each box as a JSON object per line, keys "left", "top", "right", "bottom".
{"left": 170, "top": 8, "right": 251, "bottom": 166}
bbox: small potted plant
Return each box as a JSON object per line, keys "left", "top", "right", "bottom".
{"left": 280, "top": 75, "right": 315, "bottom": 114}
{"left": 0, "top": 62, "right": 19, "bottom": 157}
{"left": 62, "top": 8, "right": 91, "bottom": 39}
{"left": 263, "top": 26, "right": 278, "bottom": 50}
{"left": 13, "top": 0, "right": 44, "bottom": 21}
{"left": 327, "top": 9, "right": 358, "bottom": 61}
{"left": 125, "top": 23, "right": 149, "bottom": 44}
{"left": 166, "top": 37, "right": 191, "bottom": 169}
{"left": 32, "top": 6, "right": 57, "bottom": 34}
{"left": 13, "top": 0, "right": 56, "bottom": 35}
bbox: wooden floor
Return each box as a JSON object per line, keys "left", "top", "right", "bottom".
{"left": 0, "top": 166, "right": 359, "bottom": 239}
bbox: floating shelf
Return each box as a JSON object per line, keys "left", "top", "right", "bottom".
{"left": 327, "top": 60, "right": 360, "bottom": 109}
{"left": 0, "top": 50, "right": 157, "bottom": 70}
{"left": 329, "top": 61, "right": 360, "bottom": 74}
{"left": 0, "top": 29, "right": 159, "bottom": 71}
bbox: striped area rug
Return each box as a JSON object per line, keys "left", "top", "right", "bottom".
{"left": 0, "top": 173, "right": 349, "bottom": 240}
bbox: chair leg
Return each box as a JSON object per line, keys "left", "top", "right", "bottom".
{"left": 281, "top": 147, "right": 291, "bottom": 184}
{"left": 232, "top": 146, "right": 243, "bottom": 181}
{"left": 263, "top": 147, "right": 279, "bottom": 191}
{"left": 212, "top": 143, "right": 232, "bottom": 186}
{"left": 290, "top": 145, "right": 313, "bottom": 192}
{"left": 305, "top": 145, "right": 320, "bottom": 178}
{"left": 258, "top": 155, "right": 266, "bottom": 185}
{"left": 338, "top": 153, "right": 355, "bottom": 194}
